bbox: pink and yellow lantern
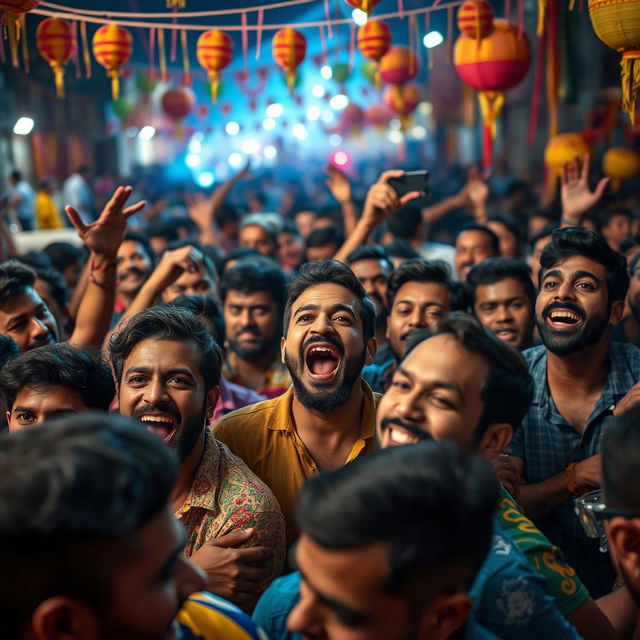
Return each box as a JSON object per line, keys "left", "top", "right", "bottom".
{"left": 272, "top": 28, "right": 306, "bottom": 94}
{"left": 196, "top": 30, "right": 233, "bottom": 103}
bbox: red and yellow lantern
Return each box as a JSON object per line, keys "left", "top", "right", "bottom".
{"left": 457, "top": 0, "right": 495, "bottom": 39}
{"left": 454, "top": 19, "right": 531, "bottom": 167}
{"left": 196, "top": 30, "right": 233, "bottom": 103}
{"left": 344, "top": 0, "right": 382, "bottom": 15}
{"left": 161, "top": 86, "right": 195, "bottom": 136}
{"left": 272, "top": 28, "right": 306, "bottom": 94}
{"left": 357, "top": 20, "right": 391, "bottom": 88}
{"left": 543, "top": 132, "right": 591, "bottom": 195}
{"left": 36, "top": 18, "right": 76, "bottom": 99}
{"left": 0, "top": 0, "right": 39, "bottom": 66}
{"left": 588, "top": 0, "right": 640, "bottom": 123}
{"left": 384, "top": 84, "right": 422, "bottom": 128}
{"left": 365, "top": 104, "right": 391, "bottom": 134}
{"left": 380, "top": 46, "right": 419, "bottom": 87}
{"left": 92, "top": 24, "right": 133, "bottom": 100}
{"left": 603, "top": 146, "right": 640, "bottom": 191}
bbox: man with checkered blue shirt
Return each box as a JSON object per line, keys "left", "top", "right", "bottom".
{"left": 506, "top": 228, "right": 640, "bottom": 598}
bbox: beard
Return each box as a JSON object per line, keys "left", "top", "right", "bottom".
{"left": 228, "top": 332, "right": 279, "bottom": 360}
{"left": 535, "top": 301, "right": 610, "bottom": 357}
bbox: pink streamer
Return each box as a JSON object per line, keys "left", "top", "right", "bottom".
{"left": 255, "top": 9, "right": 263, "bottom": 60}
{"left": 398, "top": 0, "right": 404, "bottom": 17}
{"left": 518, "top": 0, "right": 524, "bottom": 36}
{"left": 71, "top": 20, "right": 81, "bottom": 78}
{"left": 349, "top": 23, "right": 355, "bottom": 71}
{"left": 241, "top": 11, "right": 248, "bottom": 71}
{"left": 527, "top": 27, "right": 547, "bottom": 145}
{"left": 505, "top": 0, "right": 511, "bottom": 19}
{"left": 324, "top": 0, "right": 333, "bottom": 38}
{"left": 170, "top": 9, "right": 177, "bottom": 62}
{"left": 319, "top": 25, "right": 327, "bottom": 65}
{"left": 447, "top": 7, "right": 453, "bottom": 61}
{"left": 149, "top": 28, "right": 156, "bottom": 80}
{"left": 425, "top": 11, "right": 430, "bottom": 33}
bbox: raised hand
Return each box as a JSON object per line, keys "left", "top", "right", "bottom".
{"left": 361, "top": 170, "right": 423, "bottom": 229}
{"left": 148, "top": 244, "right": 205, "bottom": 291}
{"left": 561, "top": 154, "right": 609, "bottom": 224}
{"left": 325, "top": 164, "right": 352, "bottom": 205}
{"left": 185, "top": 192, "right": 214, "bottom": 231}
{"left": 66, "top": 186, "right": 145, "bottom": 259}
{"left": 466, "top": 166, "right": 490, "bottom": 221}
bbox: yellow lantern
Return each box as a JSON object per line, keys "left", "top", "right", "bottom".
{"left": 603, "top": 147, "right": 640, "bottom": 191}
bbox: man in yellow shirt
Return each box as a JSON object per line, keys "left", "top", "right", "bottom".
{"left": 35, "top": 179, "right": 64, "bottom": 230}
{"left": 215, "top": 260, "right": 380, "bottom": 546}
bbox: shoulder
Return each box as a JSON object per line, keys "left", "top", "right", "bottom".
{"left": 215, "top": 395, "right": 284, "bottom": 434}
{"left": 610, "top": 341, "right": 640, "bottom": 368}
{"left": 522, "top": 345, "right": 546, "bottom": 368}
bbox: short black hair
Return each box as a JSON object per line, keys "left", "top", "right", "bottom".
{"left": 122, "top": 231, "right": 156, "bottom": 266}
{"left": 456, "top": 224, "right": 500, "bottom": 255}
{"left": 221, "top": 259, "right": 288, "bottom": 314}
{"left": 43, "top": 242, "right": 85, "bottom": 273}
{"left": 108, "top": 306, "right": 222, "bottom": 391}
{"left": 18, "top": 251, "right": 53, "bottom": 272}
{"left": 0, "top": 413, "right": 176, "bottom": 636}
{"left": 600, "top": 207, "right": 633, "bottom": 228}
{"left": 620, "top": 236, "right": 640, "bottom": 256}
{"left": 406, "top": 313, "right": 533, "bottom": 437}
{"left": 386, "top": 259, "right": 453, "bottom": 309}
{"left": 297, "top": 441, "right": 498, "bottom": 597}
{"left": 35, "top": 268, "right": 69, "bottom": 309}
{"left": 281, "top": 221, "right": 301, "bottom": 237}
{"left": 529, "top": 223, "right": 557, "bottom": 251}
{"left": 10, "top": 170, "right": 22, "bottom": 181}
{"left": 602, "top": 404, "right": 640, "bottom": 508}
{"left": 466, "top": 258, "right": 535, "bottom": 308}
{"left": 387, "top": 206, "right": 422, "bottom": 240}
{"left": 383, "top": 239, "right": 420, "bottom": 261}
{"left": 284, "top": 260, "right": 376, "bottom": 340}
{"left": 0, "top": 343, "right": 115, "bottom": 412}
{"left": 0, "top": 261, "right": 36, "bottom": 307}
{"left": 488, "top": 214, "right": 522, "bottom": 250}
{"left": 168, "top": 294, "right": 225, "bottom": 345}
{"left": 216, "top": 202, "right": 240, "bottom": 227}
{"left": 305, "top": 225, "right": 345, "bottom": 250}
{"left": 346, "top": 245, "right": 394, "bottom": 273}
{"left": 539, "top": 228, "right": 629, "bottom": 302}
{"left": 221, "top": 247, "right": 263, "bottom": 274}
{"left": 146, "top": 217, "right": 180, "bottom": 243}
{"left": 0, "top": 336, "right": 20, "bottom": 368}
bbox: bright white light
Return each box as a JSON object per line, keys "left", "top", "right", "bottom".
{"left": 13, "top": 117, "right": 34, "bottom": 135}
{"left": 186, "top": 153, "right": 201, "bottom": 169}
{"left": 389, "top": 130, "right": 404, "bottom": 144}
{"left": 228, "top": 152, "right": 243, "bottom": 168}
{"left": 191, "top": 132, "right": 204, "bottom": 143}
{"left": 329, "top": 94, "right": 349, "bottom": 110}
{"left": 390, "top": 118, "right": 402, "bottom": 130}
{"left": 423, "top": 30, "right": 444, "bottom": 48}
{"left": 411, "top": 125, "right": 427, "bottom": 140}
{"left": 418, "top": 101, "right": 433, "bottom": 115}
{"left": 321, "top": 65, "right": 333, "bottom": 80}
{"left": 263, "top": 118, "right": 276, "bottom": 131}
{"left": 188, "top": 140, "right": 202, "bottom": 153}
{"left": 292, "top": 123, "right": 308, "bottom": 140}
{"left": 126, "top": 126, "right": 139, "bottom": 138}
{"left": 322, "top": 110, "right": 336, "bottom": 124}
{"left": 196, "top": 171, "right": 215, "bottom": 188}
{"left": 266, "top": 103, "right": 284, "bottom": 118}
{"left": 312, "top": 84, "right": 326, "bottom": 98}
{"left": 352, "top": 8, "right": 368, "bottom": 25}
{"left": 264, "top": 145, "right": 278, "bottom": 160}
{"left": 329, "top": 134, "right": 343, "bottom": 147}
{"left": 138, "top": 125, "right": 156, "bottom": 140}
{"left": 334, "top": 151, "right": 349, "bottom": 166}
{"left": 225, "top": 121, "right": 240, "bottom": 135}
{"left": 306, "top": 106, "right": 321, "bottom": 121}
{"left": 241, "top": 138, "right": 260, "bottom": 154}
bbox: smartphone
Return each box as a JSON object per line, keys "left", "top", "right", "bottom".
{"left": 388, "top": 170, "right": 430, "bottom": 201}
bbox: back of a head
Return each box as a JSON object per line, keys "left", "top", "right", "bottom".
{"left": 221, "top": 259, "right": 287, "bottom": 309}
{"left": 43, "top": 242, "right": 84, "bottom": 273}
{"left": 297, "top": 441, "right": 498, "bottom": 593}
{"left": 168, "top": 294, "right": 225, "bottom": 345}
{"left": 19, "top": 251, "right": 53, "bottom": 273}
{"left": 0, "top": 343, "right": 115, "bottom": 412}
{"left": 387, "top": 206, "right": 422, "bottom": 240}
{"left": 346, "top": 244, "right": 394, "bottom": 272}
{"left": 0, "top": 261, "right": 36, "bottom": 308}
{"left": 383, "top": 239, "right": 420, "bottom": 261}
{"left": 0, "top": 412, "right": 177, "bottom": 635}
{"left": 466, "top": 257, "right": 535, "bottom": 307}
{"left": 305, "top": 225, "right": 345, "bottom": 250}
{"left": 386, "top": 259, "right": 452, "bottom": 309}
{"left": 36, "top": 268, "right": 70, "bottom": 308}
{"left": 0, "top": 335, "right": 20, "bottom": 369}
{"left": 540, "top": 227, "right": 629, "bottom": 301}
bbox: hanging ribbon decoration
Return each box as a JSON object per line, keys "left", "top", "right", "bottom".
{"left": 70, "top": 20, "right": 81, "bottom": 78}
{"left": 148, "top": 27, "right": 156, "bottom": 80}
{"left": 20, "top": 13, "right": 30, "bottom": 72}
{"left": 80, "top": 20, "right": 91, "bottom": 77}
{"left": 180, "top": 29, "right": 190, "bottom": 84}
{"left": 158, "top": 27, "right": 167, "bottom": 81}
{"left": 255, "top": 8, "right": 263, "bottom": 60}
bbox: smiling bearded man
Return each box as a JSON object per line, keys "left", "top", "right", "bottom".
{"left": 215, "top": 260, "right": 380, "bottom": 546}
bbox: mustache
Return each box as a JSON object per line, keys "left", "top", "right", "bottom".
{"left": 302, "top": 334, "right": 344, "bottom": 357}
{"left": 132, "top": 403, "right": 180, "bottom": 421}
{"left": 120, "top": 266, "right": 146, "bottom": 279}
{"left": 542, "top": 300, "right": 585, "bottom": 321}
{"left": 234, "top": 325, "right": 262, "bottom": 337}
{"left": 27, "top": 333, "right": 56, "bottom": 351}
{"left": 381, "top": 416, "right": 432, "bottom": 442}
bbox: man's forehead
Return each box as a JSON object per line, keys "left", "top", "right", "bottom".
{"left": 351, "top": 259, "right": 390, "bottom": 276}
{"left": 476, "top": 277, "right": 527, "bottom": 301}
{"left": 292, "top": 283, "right": 358, "bottom": 310}
{"left": 125, "top": 338, "right": 200, "bottom": 367}
{"left": 395, "top": 280, "right": 451, "bottom": 302}
{"left": 0, "top": 288, "right": 44, "bottom": 317}
{"left": 542, "top": 255, "right": 605, "bottom": 278}
{"left": 226, "top": 289, "right": 275, "bottom": 305}
{"left": 457, "top": 230, "right": 490, "bottom": 247}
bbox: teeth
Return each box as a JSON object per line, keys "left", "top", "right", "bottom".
{"left": 390, "top": 426, "right": 420, "bottom": 445}
{"left": 310, "top": 346, "right": 333, "bottom": 353}
{"left": 140, "top": 416, "right": 173, "bottom": 424}
{"left": 550, "top": 311, "right": 579, "bottom": 321}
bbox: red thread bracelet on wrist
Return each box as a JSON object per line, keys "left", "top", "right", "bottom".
{"left": 91, "top": 260, "right": 116, "bottom": 272}
{"left": 89, "top": 271, "right": 120, "bottom": 290}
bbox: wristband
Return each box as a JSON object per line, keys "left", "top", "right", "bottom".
{"left": 89, "top": 271, "right": 120, "bottom": 290}
{"left": 91, "top": 260, "right": 116, "bottom": 272}
{"left": 560, "top": 217, "right": 580, "bottom": 227}
{"left": 566, "top": 462, "right": 579, "bottom": 494}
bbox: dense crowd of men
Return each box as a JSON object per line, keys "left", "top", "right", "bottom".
{"left": 2, "top": 155, "right": 640, "bottom": 639}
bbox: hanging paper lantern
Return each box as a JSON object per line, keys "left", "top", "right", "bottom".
{"left": 344, "top": 0, "right": 382, "bottom": 15}
{"left": 92, "top": 24, "right": 133, "bottom": 100}
{"left": 340, "top": 104, "right": 365, "bottom": 135}
{"left": 196, "top": 30, "right": 233, "bottom": 103}
{"left": 0, "top": 0, "right": 39, "bottom": 67}
{"left": 380, "top": 47, "right": 419, "bottom": 87}
{"left": 36, "top": 18, "right": 76, "bottom": 99}
{"left": 166, "top": 0, "right": 186, "bottom": 7}
{"left": 361, "top": 60, "right": 378, "bottom": 84}
{"left": 357, "top": 20, "right": 391, "bottom": 88}
{"left": 457, "top": 0, "right": 495, "bottom": 39}
{"left": 454, "top": 19, "right": 531, "bottom": 167}
{"left": 588, "top": 0, "right": 640, "bottom": 123}
{"left": 365, "top": 104, "right": 391, "bottom": 134}
{"left": 332, "top": 63, "right": 351, "bottom": 85}
{"left": 136, "top": 72, "right": 157, "bottom": 96}
{"left": 112, "top": 97, "right": 135, "bottom": 120}
{"left": 603, "top": 146, "right": 640, "bottom": 191}
{"left": 161, "top": 86, "right": 195, "bottom": 136}
{"left": 384, "top": 84, "right": 421, "bottom": 118}
{"left": 273, "top": 28, "right": 306, "bottom": 94}
{"left": 544, "top": 133, "right": 591, "bottom": 176}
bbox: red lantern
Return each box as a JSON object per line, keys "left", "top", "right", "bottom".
{"left": 365, "top": 104, "right": 391, "bottom": 134}
{"left": 92, "top": 24, "right": 133, "bottom": 100}
{"left": 340, "top": 104, "right": 365, "bottom": 135}
{"left": 161, "top": 87, "right": 195, "bottom": 136}
{"left": 1, "top": 0, "right": 39, "bottom": 67}
{"left": 457, "top": 0, "right": 495, "bottom": 39}
{"left": 196, "top": 30, "right": 233, "bottom": 103}
{"left": 0, "top": 0, "right": 38, "bottom": 13}
{"left": 357, "top": 20, "right": 391, "bottom": 88}
{"left": 344, "top": 0, "right": 382, "bottom": 15}
{"left": 384, "top": 84, "right": 421, "bottom": 129}
{"left": 36, "top": 18, "right": 76, "bottom": 99}
{"left": 272, "top": 28, "right": 306, "bottom": 94}
{"left": 454, "top": 19, "right": 531, "bottom": 166}
{"left": 379, "top": 47, "right": 419, "bottom": 87}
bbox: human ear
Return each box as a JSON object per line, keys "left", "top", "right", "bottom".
{"left": 609, "top": 300, "right": 625, "bottom": 326}
{"left": 477, "top": 423, "right": 513, "bottom": 460}
{"left": 206, "top": 386, "right": 221, "bottom": 420}
{"left": 608, "top": 519, "right": 640, "bottom": 586}
{"left": 280, "top": 336, "right": 286, "bottom": 365}
{"left": 417, "top": 593, "right": 472, "bottom": 640}
{"left": 31, "top": 597, "right": 98, "bottom": 640}
{"left": 365, "top": 337, "right": 377, "bottom": 366}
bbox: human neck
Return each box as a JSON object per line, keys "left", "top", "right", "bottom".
{"left": 171, "top": 430, "right": 206, "bottom": 512}
{"left": 375, "top": 324, "right": 388, "bottom": 348}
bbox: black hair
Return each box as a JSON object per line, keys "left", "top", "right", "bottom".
{"left": 221, "top": 259, "right": 288, "bottom": 313}
{"left": 450, "top": 281, "right": 471, "bottom": 313}
{"left": 383, "top": 239, "right": 420, "bottom": 261}
{"left": 600, "top": 207, "right": 633, "bottom": 228}
{"left": 487, "top": 214, "right": 522, "bottom": 253}
{"left": 0, "top": 413, "right": 177, "bottom": 636}
{"left": 602, "top": 404, "right": 640, "bottom": 508}
{"left": 539, "top": 228, "right": 629, "bottom": 302}
{"left": 108, "top": 306, "right": 222, "bottom": 391}
{"left": 0, "top": 343, "right": 114, "bottom": 412}
{"left": 216, "top": 202, "right": 240, "bottom": 228}
{"left": 466, "top": 258, "right": 536, "bottom": 308}
{"left": 122, "top": 231, "right": 156, "bottom": 266}
{"left": 9, "top": 170, "right": 22, "bottom": 181}
{"left": 529, "top": 223, "right": 557, "bottom": 252}
{"left": 386, "top": 259, "right": 454, "bottom": 309}
{"left": 284, "top": 260, "right": 376, "bottom": 340}
{"left": 297, "top": 441, "right": 498, "bottom": 596}
{"left": 0, "top": 336, "right": 20, "bottom": 369}
{"left": 456, "top": 224, "right": 500, "bottom": 255}
{"left": 221, "top": 247, "right": 263, "bottom": 275}
{"left": 168, "top": 294, "right": 225, "bottom": 345}
{"left": 387, "top": 206, "right": 422, "bottom": 240}
{"left": 146, "top": 217, "right": 180, "bottom": 243}
{"left": 35, "top": 268, "right": 70, "bottom": 309}
{"left": 18, "top": 251, "right": 53, "bottom": 272}
{"left": 280, "top": 221, "right": 301, "bottom": 237}
{"left": 0, "top": 261, "right": 36, "bottom": 307}
{"left": 405, "top": 313, "right": 533, "bottom": 436}
{"left": 305, "top": 225, "right": 345, "bottom": 250}
{"left": 620, "top": 236, "right": 640, "bottom": 256}
{"left": 43, "top": 242, "right": 85, "bottom": 273}
{"left": 346, "top": 245, "right": 394, "bottom": 273}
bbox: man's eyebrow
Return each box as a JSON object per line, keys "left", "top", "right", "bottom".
{"left": 294, "top": 303, "right": 356, "bottom": 316}
{"left": 573, "top": 270, "right": 600, "bottom": 284}
{"left": 294, "top": 303, "right": 319, "bottom": 316}
{"left": 165, "top": 368, "right": 196, "bottom": 379}
{"left": 12, "top": 405, "right": 36, "bottom": 414}
{"left": 396, "top": 365, "right": 462, "bottom": 394}
{"left": 541, "top": 269, "right": 562, "bottom": 281}
{"left": 6, "top": 312, "right": 29, "bottom": 326}
{"left": 124, "top": 366, "right": 152, "bottom": 376}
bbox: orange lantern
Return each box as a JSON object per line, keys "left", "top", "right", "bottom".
{"left": 454, "top": 19, "right": 531, "bottom": 167}
{"left": 384, "top": 84, "right": 422, "bottom": 128}
{"left": 603, "top": 146, "right": 640, "bottom": 191}
{"left": 588, "top": 0, "right": 640, "bottom": 123}
{"left": 196, "top": 30, "right": 233, "bottom": 103}
{"left": 36, "top": 18, "right": 76, "bottom": 99}
{"left": 380, "top": 46, "right": 419, "bottom": 87}
{"left": 272, "top": 28, "right": 306, "bottom": 94}
{"left": 544, "top": 133, "right": 591, "bottom": 177}
{"left": 365, "top": 104, "right": 391, "bottom": 135}
{"left": 357, "top": 20, "right": 391, "bottom": 88}
{"left": 92, "top": 24, "right": 133, "bottom": 101}
{"left": 344, "top": 0, "right": 382, "bottom": 15}
{"left": 0, "top": 0, "right": 39, "bottom": 66}
{"left": 457, "top": 0, "right": 495, "bottom": 39}
{"left": 161, "top": 86, "right": 195, "bottom": 136}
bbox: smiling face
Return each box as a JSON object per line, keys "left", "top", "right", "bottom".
{"left": 535, "top": 255, "right": 620, "bottom": 357}
{"left": 0, "top": 289, "right": 59, "bottom": 352}
{"left": 117, "top": 240, "right": 153, "bottom": 297}
{"left": 455, "top": 230, "right": 498, "bottom": 281}
{"left": 350, "top": 259, "right": 393, "bottom": 320}
{"left": 118, "top": 338, "right": 218, "bottom": 461}
{"left": 473, "top": 278, "right": 534, "bottom": 350}
{"left": 282, "top": 283, "right": 375, "bottom": 412}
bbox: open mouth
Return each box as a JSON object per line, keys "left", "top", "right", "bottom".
{"left": 495, "top": 328, "right": 518, "bottom": 342}
{"left": 304, "top": 342, "right": 341, "bottom": 381}
{"left": 546, "top": 309, "right": 582, "bottom": 330}
{"left": 139, "top": 414, "right": 177, "bottom": 442}
{"left": 385, "top": 424, "right": 424, "bottom": 446}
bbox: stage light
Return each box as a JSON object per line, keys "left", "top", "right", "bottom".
{"left": 418, "top": 101, "right": 433, "bottom": 115}
{"left": 13, "top": 117, "right": 34, "bottom": 135}
{"left": 126, "top": 126, "right": 139, "bottom": 138}
{"left": 292, "top": 123, "right": 308, "bottom": 140}
{"left": 225, "top": 121, "right": 240, "bottom": 135}
{"left": 263, "top": 118, "right": 276, "bottom": 131}
{"left": 352, "top": 8, "right": 367, "bottom": 25}
{"left": 321, "top": 65, "right": 332, "bottom": 79}
{"left": 312, "top": 84, "right": 325, "bottom": 98}
{"left": 306, "top": 106, "right": 321, "bottom": 121}
{"left": 334, "top": 151, "right": 348, "bottom": 165}
{"left": 264, "top": 145, "right": 278, "bottom": 160}
{"left": 423, "top": 31, "right": 444, "bottom": 48}
{"left": 329, "top": 134, "right": 343, "bottom": 147}
{"left": 139, "top": 125, "right": 156, "bottom": 140}
{"left": 411, "top": 125, "right": 427, "bottom": 140}
{"left": 389, "top": 130, "right": 403, "bottom": 144}
{"left": 196, "top": 171, "right": 215, "bottom": 188}
{"left": 241, "top": 138, "right": 260, "bottom": 154}
{"left": 329, "top": 94, "right": 349, "bottom": 110}
{"left": 266, "top": 103, "right": 284, "bottom": 118}
{"left": 322, "top": 110, "right": 336, "bottom": 124}
{"left": 228, "top": 152, "right": 243, "bottom": 168}
{"left": 186, "top": 153, "right": 201, "bottom": 169}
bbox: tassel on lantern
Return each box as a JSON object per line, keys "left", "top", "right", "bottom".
{"left": 478, "top": 91, "right": 505, "bottom": 167}
{"left": 621, "top": 53, "right": 640, "bottom": 125}
{"left": 166, "top": 0, "right": 185, "bottom": 7}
